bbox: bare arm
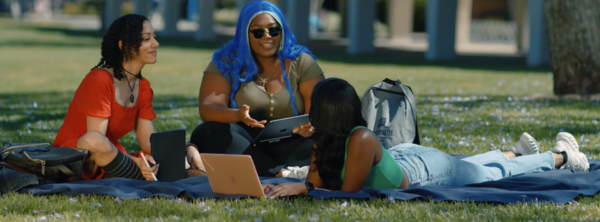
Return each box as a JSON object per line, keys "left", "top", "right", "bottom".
{"left": 268, "top": 129, "right": 381, "bottom": 195}
{"left": 340, "top": 128, "right": 381, "bottom": 193}
{"left": 299, "top": 75, "right": 325, "bottom": 114}
{"left": 198, "top": 72, "right": 266, "bottom": 127}
{"left": 135, "top": 118, "right": 154, "bottom": 154}
{"left": 198, "top": 72, "right": 237, "bottom": 122}
{"left": 292, "top": 75, "right": 325, "bottom": 137}
{"left": 86, "top": 116, "right": 109, "bottom": 135}
{"left": 265, "top": 144, "right": 325, "bottom": 198}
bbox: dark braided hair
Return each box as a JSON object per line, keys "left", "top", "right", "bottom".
{"left": 93, "top": 14, "right": 148, "bottom": 80}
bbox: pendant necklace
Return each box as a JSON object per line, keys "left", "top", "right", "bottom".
{"left": 123, "top": 69, "right": 139, "bottom": 103}
{"left": 257, "top": 59, "right": 280, "bottom": 89}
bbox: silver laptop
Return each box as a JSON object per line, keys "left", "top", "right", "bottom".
{"left": 201, "top": 153, "right": 265, "bottom": 198}
{"left": 253, "top": 114, "right": 309, "bottom": 144}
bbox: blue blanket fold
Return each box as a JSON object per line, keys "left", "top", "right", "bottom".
{"left": 20, "top": 160, "right": 600, "bottom": 204}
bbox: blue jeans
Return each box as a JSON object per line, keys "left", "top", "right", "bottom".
{"left": 388, "top": 143, "right": 556, "bottom": 187}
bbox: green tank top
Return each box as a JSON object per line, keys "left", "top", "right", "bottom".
{"left": 340, "top": 126, "right": 404, "bottom": 189}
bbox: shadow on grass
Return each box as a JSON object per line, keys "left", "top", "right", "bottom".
{"left": 8, "top": 24, "right": 552, "bottom": 74}
{"left": 0, "top": 91, "right": 200, "bottom": 132}
{"left": 1, "top": 90, "right": 599, "bottom": 158}
{"left": 0, "top": 91, "right": 597, "bottom": 134}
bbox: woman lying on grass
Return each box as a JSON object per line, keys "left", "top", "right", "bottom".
{"left": 53, "top": 14, "right": 202, "bottom": 181}
{"left": 264, "top": 78, "right": 590, "bottom": 197}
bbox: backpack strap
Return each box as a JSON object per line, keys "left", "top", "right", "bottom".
{"left": 383, "top": 78, "right": 401, "bottom": 86}
{"left": 56, "top": 165, "right": 75, "bottom": 177}
{"left": 380, "top": 78, "right": 421, "bottom": 145}
{"left": 398, "top": 84, "right": 421, "bottom": 145}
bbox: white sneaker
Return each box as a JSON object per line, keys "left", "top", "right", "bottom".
{"left": 282, "top": 166, "right": 309, "bottom": 180}
{"left": 510, "top": 132, "right": 540, "bottom": 156}
{"left": 552, "top": 139, "right": 589, "bottom": 172}
{"left": 553, "top": 132, "right": 579, "bottom": 152}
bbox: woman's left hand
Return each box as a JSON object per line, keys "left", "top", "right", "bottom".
{"left": 265, "top": 183, "right": 307, "bottom": 199}
{"left": 185, "top": 145, "right": 205, "bottom": 171}
{"left": 293, "top": 122, "right": 314, "bottom": 138}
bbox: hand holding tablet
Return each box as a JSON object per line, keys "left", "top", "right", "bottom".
{"left": 293, "top": 122, "right": 315, "bottom": 137}
{"left": 253, "top": 114, "right": 309, "bottom": 144}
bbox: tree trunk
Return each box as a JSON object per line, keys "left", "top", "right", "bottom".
{"left": 544, "top": 0, "right": 600, "bottom": 96}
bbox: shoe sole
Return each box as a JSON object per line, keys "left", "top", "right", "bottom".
{"left": 576, "top": 153, "right": 590, "bottom": 172}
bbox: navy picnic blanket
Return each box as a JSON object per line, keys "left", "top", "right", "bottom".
{"left": 19, "top": 160, "right": 600, "bottom": 204}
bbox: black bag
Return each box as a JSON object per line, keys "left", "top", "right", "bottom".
{"left": 361, "top": 78, "right": 420, "bottom": 149}
{"left": 1, "top": 142, "right": 89, "bottom": 182}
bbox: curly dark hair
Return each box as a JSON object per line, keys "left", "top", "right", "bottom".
{"left": 92, "top": 14, "right": 148, "bottom": 80}
{"left": 309, "top": 79, "right": 367, "bottom": 190}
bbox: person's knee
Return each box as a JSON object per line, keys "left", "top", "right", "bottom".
{"left": 190, "top": 122, "right": 230, "bottom": 143}
{"left": 77, "top": 131, "right": 113, "bottom": 154}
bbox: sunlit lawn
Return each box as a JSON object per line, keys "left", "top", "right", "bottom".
{"left": 1, "top": 18, "right": 599, "bottom": 221}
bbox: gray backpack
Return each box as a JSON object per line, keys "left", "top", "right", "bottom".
{"left": 361, "top": 78, "right": 420, "bottom": 149}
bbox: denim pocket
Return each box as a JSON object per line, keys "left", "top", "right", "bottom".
{"left": 397, "top": 159, "right": 422, "bottom": 188}
{"left": 415, "top": 149, "right": 453, "bottom": 182}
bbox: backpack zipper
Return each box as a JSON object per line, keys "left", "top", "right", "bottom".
{"left": 23, "top": 152, "right": 46, "bottom": 175}
{"left": 1, "top": 142, "right": 50, "bottom": 154}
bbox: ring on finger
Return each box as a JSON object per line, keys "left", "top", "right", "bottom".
{"left": 308, "top": 127, "right": 314, "bottom": 133}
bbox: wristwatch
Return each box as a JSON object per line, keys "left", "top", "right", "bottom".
{"left": 305, "top": 181, "right": 315, "bottom": 193}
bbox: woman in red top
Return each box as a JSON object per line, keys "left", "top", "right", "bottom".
{"left": 54, "top": 14, "right": 167, "bottom": 181}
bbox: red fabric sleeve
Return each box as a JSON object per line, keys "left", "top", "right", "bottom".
{"left": 138, "top": 78, "right": 157, "bottom": 120}
{"left": 77, "top": 70, "right": 113, "bottom": 118}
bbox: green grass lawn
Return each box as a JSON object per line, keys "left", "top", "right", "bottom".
{"left": 1, "top": 18, "right": 599, "bottom": 221}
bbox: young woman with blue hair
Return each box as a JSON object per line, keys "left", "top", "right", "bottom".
{"left": 189, "top": 1, "right": 324, "bottom": 177}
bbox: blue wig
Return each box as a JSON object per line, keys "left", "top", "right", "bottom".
{"left": 212, "top": 1, "right": 315, "bottom": 116}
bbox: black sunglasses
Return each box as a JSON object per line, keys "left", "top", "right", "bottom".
{"left": 248, "top": 27, "right": 282, "bottom": 39}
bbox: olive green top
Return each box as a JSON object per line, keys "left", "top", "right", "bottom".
{"left": 205, "top": 52, "right": 324, "bottom": 121}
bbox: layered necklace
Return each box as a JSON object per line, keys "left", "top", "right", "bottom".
{"left": 257, "top": 58, "right": 280, "bottom": 89}
{"left": 123, "top": 69, "right": 139, "bottom": 103}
